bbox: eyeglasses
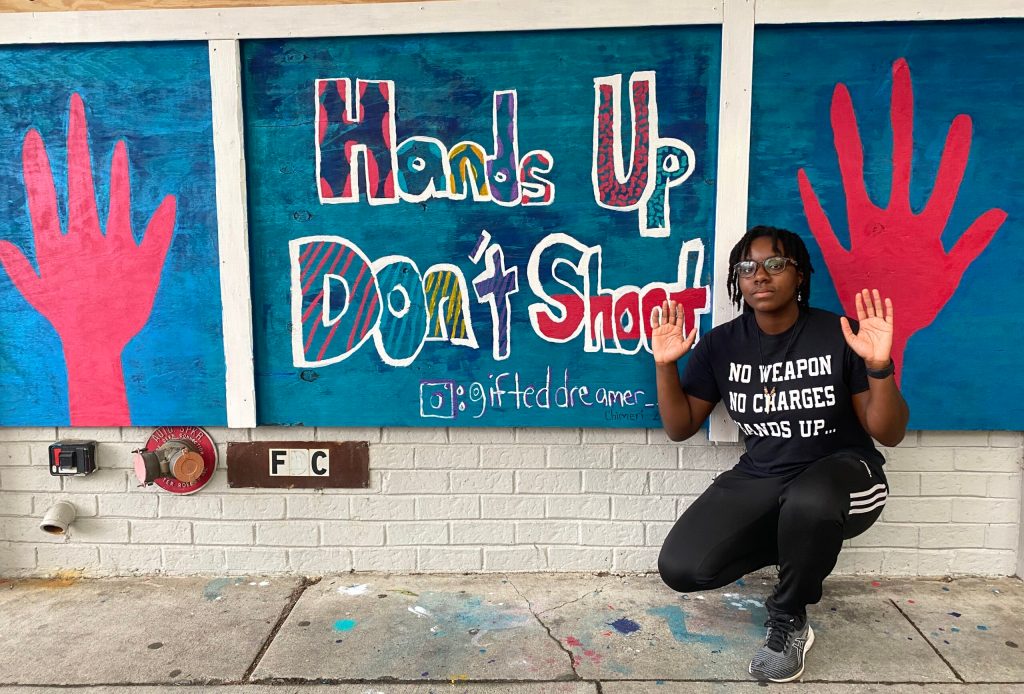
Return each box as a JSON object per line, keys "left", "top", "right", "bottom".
{"left": 733, "top": 256, "right": 798, "bottom": 278}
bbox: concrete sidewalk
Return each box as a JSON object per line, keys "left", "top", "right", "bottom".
{"left": 0, "top": 572, "right": 1022, "bottom": 693}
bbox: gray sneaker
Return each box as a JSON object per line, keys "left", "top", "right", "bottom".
{"left": 748, "top": 613, "right": 815, "bottom": 682}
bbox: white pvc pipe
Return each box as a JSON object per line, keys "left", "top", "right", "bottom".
{"left": 39, "top": 501, "right": 77, "bottom": 535}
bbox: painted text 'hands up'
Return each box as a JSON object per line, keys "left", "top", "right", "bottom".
{"left": 314, "top": 72, "right": 696, "bottom": 237}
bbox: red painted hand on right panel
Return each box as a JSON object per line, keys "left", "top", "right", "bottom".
{"left": 797, "top": 58, "right": 1007, "bottom": 381}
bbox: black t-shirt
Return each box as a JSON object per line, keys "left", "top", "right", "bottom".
{"left": 680, "top": 307, "right": 884, "bottom": 477}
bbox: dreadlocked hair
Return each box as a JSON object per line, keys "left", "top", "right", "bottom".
{"left": 727, "top": 225, "right": 814, "bottom": 312}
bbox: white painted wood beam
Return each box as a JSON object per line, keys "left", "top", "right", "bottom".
{"left": 707, "top": 0, "right": 755, "bottom": 442}
{"left": 209, "top": 40, "right": 257, "bottom": 428}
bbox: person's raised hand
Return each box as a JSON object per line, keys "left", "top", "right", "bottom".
{"left": 841, "top": 289, "right": 894, "bottom": 369}
{"left": 651, "top": 299, "right": 697, "bottom": 366}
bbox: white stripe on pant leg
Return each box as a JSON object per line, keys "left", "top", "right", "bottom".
{"left": 847, "top": 499, "right": 888, "bottom": 515}
{"left": 850, "top": 491, "right": 887, "bottom": 508}
{"left": 850, "top": 483, "right": 886, "bottom": 499}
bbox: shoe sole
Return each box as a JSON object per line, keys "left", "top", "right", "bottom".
{"left": 748, "top": 625, "right": 815, "bottom": 683}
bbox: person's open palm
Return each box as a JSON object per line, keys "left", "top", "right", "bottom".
{"left": 651, "top": 300, "right": 697, "bottom": 365}
{"left": 841, "top": 289, "right": 894, "bottom": 366}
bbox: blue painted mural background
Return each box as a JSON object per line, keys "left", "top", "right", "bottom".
{"left": 0, "top": 42, "right": 225, "bottom": 425}
{"left": 750, "top": 21, "right": 1024, "bottom": 430}
{"left": 243, "top": 27, "right": 721, "bottom": 426}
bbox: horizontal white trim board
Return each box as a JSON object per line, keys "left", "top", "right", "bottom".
{"left": 0, "top": 0, "right": 723, "bottom": 45}
{"left": 3, "top": 0, "right": 1024, "bottom": 45}
{"left": 756, "top": 0, "right": 1024, "bottom": 24}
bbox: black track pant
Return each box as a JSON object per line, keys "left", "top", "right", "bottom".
{"left": 657, "top": 451, "right": 887, "bottom": 617}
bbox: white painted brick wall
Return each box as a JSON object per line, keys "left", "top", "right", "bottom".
{"left": 418, "top": 547, "right": 481, "bottom": 571}
{"left": 416, "top": 496, "right": 479, "bottom": 519}
{"left": 645, "top": 522, "right": 674, "bottom": 546}
{"left": 516, "top": 470, "right": 581, "bottom": 494}
{"left": 352, "top": 547, "right": 416, "bottom": 571}
{"left": 387, "top": 521, "right": 449, "bottom": 545}
{"left": 131, "top": 520, "right": 193, "bottom": 544}
{"left": 451, "top": 520, "right": 515, "bottom": 545}
{"left": 451, "top": 470, "right": 514, "bottom": 494}
{"left": 225, "top": 547, "right": 289, "bottom": 573}
{"left": 99, "top": 545, "right": 163, "bottom": 574}
{"left": 548, "top": 445, "right": 612, "bottom": 468}
{"left": 38, "top": 544, "right": 100, "bottom": 571}
{"left": 484, "top": 545, "right": 546, "bottom": 571}
{"left": 545, "top": 495, "right": 609, "bottom": 519}
{"left": 584, "top": 470, "right": 647, "bottom": 495}
{"left": 289, "top": 547, "right": 353, "bottom": 573}
{"left": 0, "top": 428, "right": 1020, "bottom": 578}
{"left": 480, "top": 495, "right": 544, "bottom": 518}
{"left": 257, "top": 521, "right": 319, "bottom": 546}
{"left": 322, "top": 522, "right": 385, "bottom": 546}
{"left": 481, "top": 445, "right": 545, "bottom": 468}
{"left": 615, "top": 444, "right": 677, "bottom": 469}
{"left": 193, "top": 522, "right": 253, "bottom": 545}
{"left": 549, "top": 547, "right": 612, "bottom": 570}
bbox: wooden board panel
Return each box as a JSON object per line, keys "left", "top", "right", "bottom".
{"left": 243, "top": 27, "right": 722, "bottom": 427}
{"left": 748, "top": 22, "right": 1024, "bottom": 429}
{"left": 0, "top": 42, "right": 225, "bottom": 426}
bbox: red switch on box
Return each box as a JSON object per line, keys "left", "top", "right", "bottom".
{"left": 48, "top": 440, "right": 97, "bottom": 476}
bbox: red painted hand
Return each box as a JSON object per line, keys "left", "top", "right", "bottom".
{"left": 798, "top": 58, "right": 1007, "bottom": 381}
{"left": 0, "top": 93, "right": 176, "bottom": 425}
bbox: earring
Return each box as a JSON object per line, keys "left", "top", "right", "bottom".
{"left": 797, "top": 290, "right": 803, "bottom": 302}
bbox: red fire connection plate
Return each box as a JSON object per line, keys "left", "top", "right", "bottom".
{"left": 144, "top": 426, "right": 217, "bottom": 495}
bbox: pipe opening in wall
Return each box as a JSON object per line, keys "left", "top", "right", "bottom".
{"left": 39, "top": 501, "right": 76, "bottom": 535}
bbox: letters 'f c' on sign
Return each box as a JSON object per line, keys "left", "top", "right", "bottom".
{"left": 269, "top": 448, "right": 330, "bottom": 476}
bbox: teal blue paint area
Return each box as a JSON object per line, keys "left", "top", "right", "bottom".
{"left": 719, "top": 593, "right": 768, "bottom": 639}
{"left": 647, "top": 605, "right": 727, "bottom": 650}
{"left": 202, "top": 577, "right": 244, "bottom": 601}
{"left": 419, "top": 592, "right": 533, "bottom": 633}
{"left": 334, "top": 619, "right": 357, "bottom": 631}
{"left": 610, "top": 617, "right": 641, "bottom": 634}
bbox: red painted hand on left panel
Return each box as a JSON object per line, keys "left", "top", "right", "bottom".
{"left": 0, "top": 94, "right": 176, "bottom": 425}
{"left": 798, "top": 59, "right": 1007, "bottom": 381}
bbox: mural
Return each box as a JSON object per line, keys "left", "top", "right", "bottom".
{"left": 0, "top": 43, "right": 226, "bottom": 426}
{"left": 4, "top": 22, "right": 1014, "bottom": 430}
{"left": 750, "top": 22, "right": 1024, "bottom": 429}
{"left": 244, "top": 27, "right": 721, "bottom": 426}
